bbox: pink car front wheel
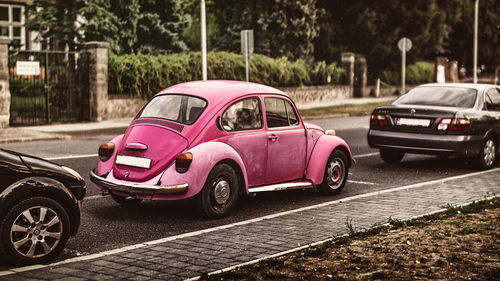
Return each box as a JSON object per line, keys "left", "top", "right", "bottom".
{"left": 317, "top": 149, "right": 348, "bottom": 195}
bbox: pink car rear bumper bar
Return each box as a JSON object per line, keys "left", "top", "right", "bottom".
{"left": 89, "top": 169, "right": 188, "bottom": 195}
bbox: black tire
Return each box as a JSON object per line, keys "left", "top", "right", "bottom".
{"left": 475, "top": 136, "right": 496, "bottom": 170}
{"left": 197, "top": 163, "right": 239, "bottom": 219}
{"left": 110, "top": 193, "right": 142, "bottom": 206}
{"left": 318, "top": 150, "right": 349, "bottom": 195}
{"left": 380, "top": 149, "right": 405, "bottom": 163}
{"left": 0, "top": 197, "right": 71, "bottom": 265}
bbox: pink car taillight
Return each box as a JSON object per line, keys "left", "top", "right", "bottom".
{"left": 175, "top": 152, "right": 193, "bottom": 173}
{"left": 370, "top": 114, "right": 388, "bottom": 127}
{"left": 98, "top": 142, "right": 115, "bottom": 161}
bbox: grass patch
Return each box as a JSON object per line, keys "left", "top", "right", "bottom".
{"left": 299, "top": 101, "right": 394, "bottom": 119}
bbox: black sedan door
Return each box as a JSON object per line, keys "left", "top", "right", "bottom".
{"left": 484, "top": 87, "right": 500, "bottom": 133}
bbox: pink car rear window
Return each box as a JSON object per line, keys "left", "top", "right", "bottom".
{"left": 138, "top": 94, "right": 207, "bottom": 125}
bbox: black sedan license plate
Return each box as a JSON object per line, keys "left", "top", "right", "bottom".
{"left": 396, "top": 117, "right": 431, "bottom": 127}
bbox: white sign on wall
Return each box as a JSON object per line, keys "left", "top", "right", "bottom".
{"left": 16, "top": 61, "right": 40, "bottom": 76}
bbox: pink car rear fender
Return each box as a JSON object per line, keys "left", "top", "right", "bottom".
{"left": 96, "top": 134, "right": 124, "bottom": 175}
{"left": 158, "top": 141, "right": 249, "bottom": 200}
{"left": 306, "top": 135, "right": 354, "bottom": 185}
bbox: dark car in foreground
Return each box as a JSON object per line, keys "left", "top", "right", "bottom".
{"left": 368, "top": 83, "right": 500, "bottom": 169}
{"left": 0, "top": 149, "right": 86, "bottom": 265}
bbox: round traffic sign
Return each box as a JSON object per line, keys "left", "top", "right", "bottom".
{"left": 398, "top": 37, "right": 412, "bottom": 52}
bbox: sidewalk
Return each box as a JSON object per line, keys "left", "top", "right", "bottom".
{"left": 1, "top": 168, "right": 498, "bottom": 280}
{"left": 0, "top": 96, "right": 394, "bottom": 143}
{"left": 0, "top": 118, "right": 132, "bottom": 143}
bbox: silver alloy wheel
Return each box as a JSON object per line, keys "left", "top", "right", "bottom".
{"left": 326, "top": 158, "right": 344, "bottom": 190}
{"left": 10, "top": 206, "right": 62, "bottom": 259}
{"left": 213, "top": 180, "right": 231, "bottom": 205}
{"left": 483, "top": 139, "right": 496, "bottom": 167}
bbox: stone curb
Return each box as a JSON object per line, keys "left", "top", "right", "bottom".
{"left": 0, "top": 168, "right": 498, "bottom": 280}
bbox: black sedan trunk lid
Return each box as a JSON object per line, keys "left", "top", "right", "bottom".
{"left": 373, "top": 104, "right": 459, "bottom": 134}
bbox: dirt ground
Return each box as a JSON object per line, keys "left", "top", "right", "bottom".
{"left": 202, "top": 199, "right": 500, "bottom": 281}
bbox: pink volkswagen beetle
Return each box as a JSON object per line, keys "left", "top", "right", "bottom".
{"left": 90, "top": 81, "right": 355, "bottom": 218}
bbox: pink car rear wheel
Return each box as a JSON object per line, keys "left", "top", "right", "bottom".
{"left": 197, "top": 163, "right": 239, "bottom": 219}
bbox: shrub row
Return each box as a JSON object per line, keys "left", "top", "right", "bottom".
{"left": 380, "top": 61, "right": 434, "bottom": 85}
{"left": 108, "top": 51, "right": 345, "bottom": 99}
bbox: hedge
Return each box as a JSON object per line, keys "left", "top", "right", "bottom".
{"left": 380, "top": 61, "right": 434, "bottom": 85}
{"left": 108, "top": 51, "right": 344, "bottom": 99}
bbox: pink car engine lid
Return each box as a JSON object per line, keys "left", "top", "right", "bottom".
{"left": 113, "top": 122, "right": 188, "bottom": 182}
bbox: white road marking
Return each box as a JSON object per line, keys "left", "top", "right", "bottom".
{"left": 84, "top": 195, "right": 104, "bottom": 201}
{"left": 353, "top": 152, "right": 379, "bottom": 158}
{"left": 47, "top": 154, "right": 97, "bottom": 161}
{"left": 347, "top": 180, "right": 377, "bottom": 185}
{"left": 1, "top": 167, "right": 498, "bottom": 277}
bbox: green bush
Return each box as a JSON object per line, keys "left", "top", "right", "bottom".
{"left": 108, "top": 51, "right": 345, "bottom": 99}
{"left": 380, "top": 61, "right": 434, "bottom": 85}
{"left": 406, "top": 61, "right": 434, "bottom": 85}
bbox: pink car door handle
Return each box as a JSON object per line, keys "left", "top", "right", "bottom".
{"left": 268, "top": 135, "right": 279, "bottom": 141}
{"left": 125, "top": 142, "right": 148, "bottom": 151}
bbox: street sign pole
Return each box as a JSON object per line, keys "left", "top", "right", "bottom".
{"left": 245, "top": 51, "right": 249, "bottom": 82}
{"left": 201, "top": 0, "right": 207, "bottom": 80}
{"left": 473, "top": 0, "right": 479, "bottom": 84}
{"left": 241, "top": 30, "right": 254, "bottom": 82}
{"left": 401, "top": 40, "right": 406, "bottom": 94}
{"left": 398, "top": 37, "right": 412, "bottom": 94}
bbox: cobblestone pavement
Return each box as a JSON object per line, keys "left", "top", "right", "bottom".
{"left": 1, "top": 168, "right": 499, "bottom": 280}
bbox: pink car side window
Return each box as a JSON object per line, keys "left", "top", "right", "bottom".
{"left": 222, "top": 97, "right": 262, "bottom": 131}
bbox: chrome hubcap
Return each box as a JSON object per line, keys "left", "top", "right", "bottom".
{"left": 483, "top": 139, "right": 496, "bottom": 167}
{"left": 327, "top": 158, "right": 344, "bottom": 190}
{"left": 213, "top": 180, "right": 230, "bottom": 205}
{"left": 10, "top": 206, "right": 62, "bottom": 258}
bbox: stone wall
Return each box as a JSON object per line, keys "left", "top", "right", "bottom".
{"left": 105, "top": 96, "right": 146, "bottom": 119}
{"left": 0, "top": 39, "right": 10, "bottom": 128}
{"left": 102, "top": 84, "right": 403, "bottom": 119}
{"left": 280, "top": 85, "right": 352, "bottom": 104}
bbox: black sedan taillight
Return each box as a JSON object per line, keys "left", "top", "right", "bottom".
{"left": 370, "top": 114, "right": 388, "bottom": 127}
{"left": 437, "top": 118, "right": 471, "bottom": 131}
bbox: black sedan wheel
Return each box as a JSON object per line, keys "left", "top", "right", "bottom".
{"left": 476, "top": 136, "right": 497, "bottom": 170}
{"left": 197, "top": 164, "right": 239, "bottom": 219}
{"left": 0, "top": 197, "right": 70, "bottom": 265}
{"left": 318, "top": 150, "right": 348, "bottom": 195}
{"left": 380, "top": 149, "right": 405, "bottom": 163}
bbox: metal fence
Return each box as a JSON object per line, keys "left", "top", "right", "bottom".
{"left": 8, "top": 50, "right": 89, "bottom": 126}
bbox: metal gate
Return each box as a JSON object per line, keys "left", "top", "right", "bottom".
{"left": 8, "top": 50, "right": 89, "bottom": 126}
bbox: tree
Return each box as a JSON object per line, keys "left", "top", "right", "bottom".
{"left": 210, "top": 0, "right": 322, "bottom": 62}
{"left": 448, "top": 0, "right": 500, "bottom": 72}
{"left": 136, "top": 0, "right": 190, "bottom": 54}
{"left": 26, "top": 0, "right": 188, "bottom": 54}
{"left": 314, "top": 0, "right": 464, "bottom": 79}
{"left": 79, "top": 0, "right": 120, "bottom": 51}
{"left": 25, "top": 0, "right": 83, "bottom": 51}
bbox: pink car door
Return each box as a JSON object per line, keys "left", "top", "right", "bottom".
{"left": 263, "top": 96, "right": 307, "bottom": 184}
{"left": 221, "top": 97, "right": 268, "bottom": 187}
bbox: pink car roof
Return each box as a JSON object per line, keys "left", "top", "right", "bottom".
{"left": 157, "top": 80, "right": 289, "bottom": 106}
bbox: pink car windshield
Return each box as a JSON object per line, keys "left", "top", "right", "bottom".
{"left": 137, "top": 94, "right": 207, "bottom": 125}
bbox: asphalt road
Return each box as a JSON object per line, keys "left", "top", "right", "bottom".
{"left": 1, "top": 115, "right": 495, "bottom": 268}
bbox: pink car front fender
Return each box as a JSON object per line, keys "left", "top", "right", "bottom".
{"left": 158, "top": 141, "right": 249, "bottom": 200}
{"left": 306, "top": 135, "right": 354, "bottom": 185}
{"left": 96, "top": 134, "right": 124, "bottom": 175}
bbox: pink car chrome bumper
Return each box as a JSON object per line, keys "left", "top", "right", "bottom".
{"left": 89, "top": 169, "right": 188, "bottom": 195}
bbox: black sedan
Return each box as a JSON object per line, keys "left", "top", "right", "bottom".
{"left": 368, "top": 83, "right": 500, "bottom": 169}
{"left": 0, "top": 149, "right": 86, "bottom": 265}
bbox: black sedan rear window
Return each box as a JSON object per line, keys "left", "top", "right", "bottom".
{"left": 394, "top": 87, "right": 477, "bottom": 108}
{"left": 137, "top": 94, "right": 207, "bottom": 125}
